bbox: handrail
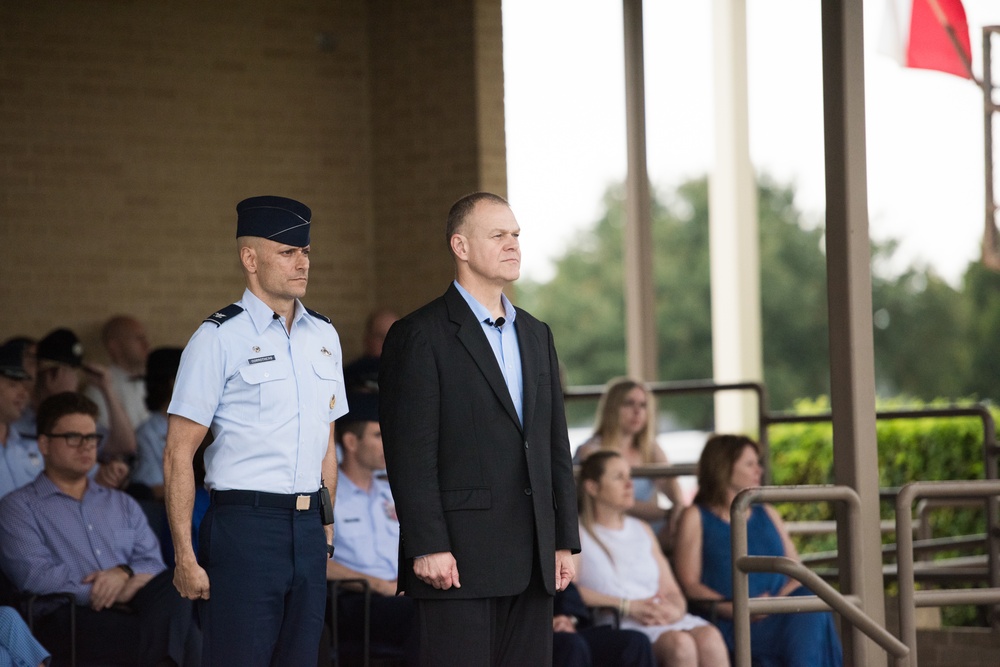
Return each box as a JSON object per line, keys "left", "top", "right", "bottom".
{"left": 738, "top": 556, "right": 908, "bottom": 660}
{"left": 895, "top": 480, "right": 1000, "bottom": 666}
{"left": 730, "top": 486, "right": 909, "bottom": 667}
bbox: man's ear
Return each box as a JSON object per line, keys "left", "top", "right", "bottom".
{"left": 449, "top": 233, "right": 468, "bottom": 261}
{"left": 37, "top": 434, "right": 50, "bottom": 457}
{"left": 341, "top": 431, "right": 358, "bottom": 454}
{"left": 240, "top": 244, "right": 257, "bottom": 274}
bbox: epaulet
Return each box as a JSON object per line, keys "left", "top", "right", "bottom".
{"left": 203, "top": 304, "right": 245, "bottom": 327}
{"left": 305, "top": 307, "right": 331, "bottom": 324}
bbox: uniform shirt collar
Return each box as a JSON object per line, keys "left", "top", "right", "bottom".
{"left": 241, "top": 288, "right": 307, "bottom": 335}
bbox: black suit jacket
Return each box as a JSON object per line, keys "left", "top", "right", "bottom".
{"left": 379, "top": 284, "right": 580, "bottom": 599}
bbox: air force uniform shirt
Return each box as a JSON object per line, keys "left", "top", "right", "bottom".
{"left": 333, "top": 473, "right": 399, "bottom": 581}
{"left": 168, "top": 288, "right": 348, "bottom": 494}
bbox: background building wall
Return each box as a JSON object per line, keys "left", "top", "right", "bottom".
{"left": 0, "top": 0, "right": 506, "bottom": 361}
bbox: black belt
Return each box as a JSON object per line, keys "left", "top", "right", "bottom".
{"left": 211, "top": 489, "right": 319, "bottom": 511}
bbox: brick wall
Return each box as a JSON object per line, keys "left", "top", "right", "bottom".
{"left": 368, "top": 0, "right": 508, "bottom": 316}
{"left": 0, "top": 0, "right": 506, "bottom": 360}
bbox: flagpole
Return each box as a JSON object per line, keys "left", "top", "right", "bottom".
{"left": 982, "top": 26, "right": 1000, "bottom": 271}
{"left": 926, "top": 0, "right": 979, "bottom": 83}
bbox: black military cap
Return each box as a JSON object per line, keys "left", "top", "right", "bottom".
{"left": 236, "top": 195, "right": 312, "bottom": 247}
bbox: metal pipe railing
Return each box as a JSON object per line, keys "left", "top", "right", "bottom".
{"left": 895, "top": 480, "right": 1000, "bottom": 666}
{"left": 730, "top": 486, "right": 909, "bottom": 667}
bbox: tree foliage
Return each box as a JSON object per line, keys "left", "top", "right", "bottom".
{"left": 518, "top": 176, "right": 978, "bottom": 427}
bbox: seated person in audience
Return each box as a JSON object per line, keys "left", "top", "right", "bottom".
{"left": 0, "top": 341, "right": 43, "bottom": 499}
{"left": 326, "top": 392, "right": 416, "bottom": 664}
{"left": 575, "top": 451, "right": 729, "bottom": 667}
{"left": 131, "top": 347, "right": 183, "bottom": 500}
{"left": 84, "top": 315, "right": 151, "bottom": 430}
{"left": 575, "top": 378, "right": 686, "bottom": 547}
{"left": 0, "top": 337, "right": 37, "bottom": 380}
{"left": 0, "top": 392, "right": 199, "bottom": 666}
{"left": 343, "top": 308, "right": 398, "bottom": 391}
{"left": 13, "top": 329, "right": 134, "bottom": 490}
{"left": 0, "top": 605, "right": 50, "bottom": 667}
{"left": 673, "top": 434, "right": 843, "bottom": 667}
{"left": 16, "top": 328, "right": 135, "bottom": 463}
{"left": 553, "top": 581, "right": 655, "bottom": 667}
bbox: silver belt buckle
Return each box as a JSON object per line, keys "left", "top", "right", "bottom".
{"left": 295, "top": 495, "right": 311, "bottom": 511}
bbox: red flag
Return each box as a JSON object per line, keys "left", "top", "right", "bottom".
{"left": 880, "top": 0, "right": 973, "bottom": 79}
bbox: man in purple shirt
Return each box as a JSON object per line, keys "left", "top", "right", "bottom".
{"left": 0, "top": 392, "right": 199, "bottom": 665}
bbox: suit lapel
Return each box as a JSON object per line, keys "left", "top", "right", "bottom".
{"left": 445, "top": 285, "right": 522, "bottom": 431}
{"left": 517, "top": 311, "right": 540, "bottom": 436}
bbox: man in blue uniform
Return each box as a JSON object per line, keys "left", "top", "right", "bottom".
{"left": 164, "top": 195, "right": 348, "bottom": 666}
{"left": 327, "top": 391, "right": 417, "bottom": 663}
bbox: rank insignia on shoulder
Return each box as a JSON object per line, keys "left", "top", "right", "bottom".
{"left": 305, "top": 307, "right": 331, "bottom": 324}
{"left": 203, "top": 304, "right": 245, "bottom": 327}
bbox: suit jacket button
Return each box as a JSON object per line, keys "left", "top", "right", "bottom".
{"left": 524, "top": 440, "right": 529, "bottom": 449}
{"left": 524, "top": 488, "right": 532, "bottom": 496}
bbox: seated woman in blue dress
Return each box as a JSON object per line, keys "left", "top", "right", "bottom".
{"left": 673, "top": 434, "right": 843, "bottom": 667}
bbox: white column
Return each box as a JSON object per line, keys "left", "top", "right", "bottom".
{"left": 710, "top": 0, "right": 762, "bottom": 433}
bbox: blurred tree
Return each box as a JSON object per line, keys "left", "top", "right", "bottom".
{"left": 519, "top": 176, "right": 977, "bottom": 428}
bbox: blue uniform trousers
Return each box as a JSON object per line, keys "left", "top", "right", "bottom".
{"left": 198, "top": 500, "right": 327, "bottom": 667}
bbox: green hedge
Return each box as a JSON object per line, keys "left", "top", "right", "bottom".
{"left": 767, "top": 397, "right": 996, "bottom": 626}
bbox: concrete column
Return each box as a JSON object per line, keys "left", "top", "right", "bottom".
{"left": 821, "top": 0, "right": 887, "bottom": 664}
{"left": 622, "top": 0, "right": 658, "bottom": 382}
{"left": 709, "top": 0, "right": 763, "bottom": 434}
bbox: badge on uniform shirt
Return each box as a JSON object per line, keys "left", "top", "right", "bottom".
{"left": 252, "top": 346, "right": 261, "bottom": 353}
{"left": 320, "top": 347, "right": 332, "bottom": 357}
{"left": 330, "top": 394, "right": 337, "bottom": 409}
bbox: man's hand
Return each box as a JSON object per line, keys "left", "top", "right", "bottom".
{"left": 413, "top": 551, "right": 460, "bottom": 590}
{"left": 555, "top": 549, "right": 574, "bottom": 592}
{"left": 173, "top": 558, "right": 211, "bottom": 601}
{"left": 94, "top": 460, "right": 130, "bottom": 489}
{"left": 552, "top": 615, "right": 576, "bottom": 633}
{"left": 83, "top": 567, "right": 129, "bottom": 611}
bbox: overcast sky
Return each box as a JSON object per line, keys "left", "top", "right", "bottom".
{"left": 502, "top": 0, "right": 1000, "bottom": 286}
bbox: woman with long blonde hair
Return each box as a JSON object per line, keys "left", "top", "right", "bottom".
{"left": 576, "top": 378, "right": 684, "bottom": 539}
{"left": 574, "top": 450, "right": 729, "bottom": 667}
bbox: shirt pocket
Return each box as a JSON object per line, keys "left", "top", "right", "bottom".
{"left": 310, "top": 357, "right": 344, "bottom": 422}
{"left": 238, "top": 363, "right": 290, "bottom": 424}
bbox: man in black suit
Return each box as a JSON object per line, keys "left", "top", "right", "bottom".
{"left": 379, "top": 192, "right": 580, "bottom": 666}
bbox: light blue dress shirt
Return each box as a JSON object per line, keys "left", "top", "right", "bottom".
{"left": 168, "top": 288, "right": 349, "bottom": 494}
{"left": 132, "top": 411, "right": 168, "bottom": 487}
{"left": 0, "top": 474, "right": 165, "bottom": 607}
{"left": 452, "top": 281, "right": 524, "bottom": 425}
{"left": 0, "top": 430, "right": 43, "bottom": 500}
{"left": 333, "top": 473, "right": 399, "bottom": 581}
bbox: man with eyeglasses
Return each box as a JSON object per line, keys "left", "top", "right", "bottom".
{"left": 0, "top": 391, "right": 200, "bottom": 665}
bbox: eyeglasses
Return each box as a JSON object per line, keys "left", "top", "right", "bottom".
{"left": 46, "top": 432, "right": 104, "bottom": 449}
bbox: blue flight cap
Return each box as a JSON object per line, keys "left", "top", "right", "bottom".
{"left": 341, "top": 391, "right": 379, "bottom": 425}
{"left": 236, "top": 195, "right": 312, "bottom": 247}
{"left": 0, "top": 341, "right": 30, "bottom": 381}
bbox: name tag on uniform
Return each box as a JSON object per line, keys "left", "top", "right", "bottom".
{"left": 249, "top": 355, "right": 276, "bottom": 365}
{"left": 296, "top": 495, "right": 311, "bottom": 510}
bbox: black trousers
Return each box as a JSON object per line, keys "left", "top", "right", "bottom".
{"left": 35, "top": 568, "right": 198, "bottom": 667}
{"left": 415, "top": 565, "right": 552, "bottom": 667}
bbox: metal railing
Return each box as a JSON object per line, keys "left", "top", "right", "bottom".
{"left": 730, "top": 486, "right": 910, "bottom": 667}
{"left": 895, "top": 480, "right": 1000, "bottom": 666}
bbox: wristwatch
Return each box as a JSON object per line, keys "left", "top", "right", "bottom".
{"left": 117, "top": 563, "right": 134, "bottom": 578}
{"left": 327, "top": 544, "right": 335, "bottom": 558}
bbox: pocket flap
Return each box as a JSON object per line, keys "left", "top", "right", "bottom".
{"left": 440, "top": 487, "right": 492, "bottom": 511}
{"left": 238, "top": 363, "right": 288, "bottom": 385}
